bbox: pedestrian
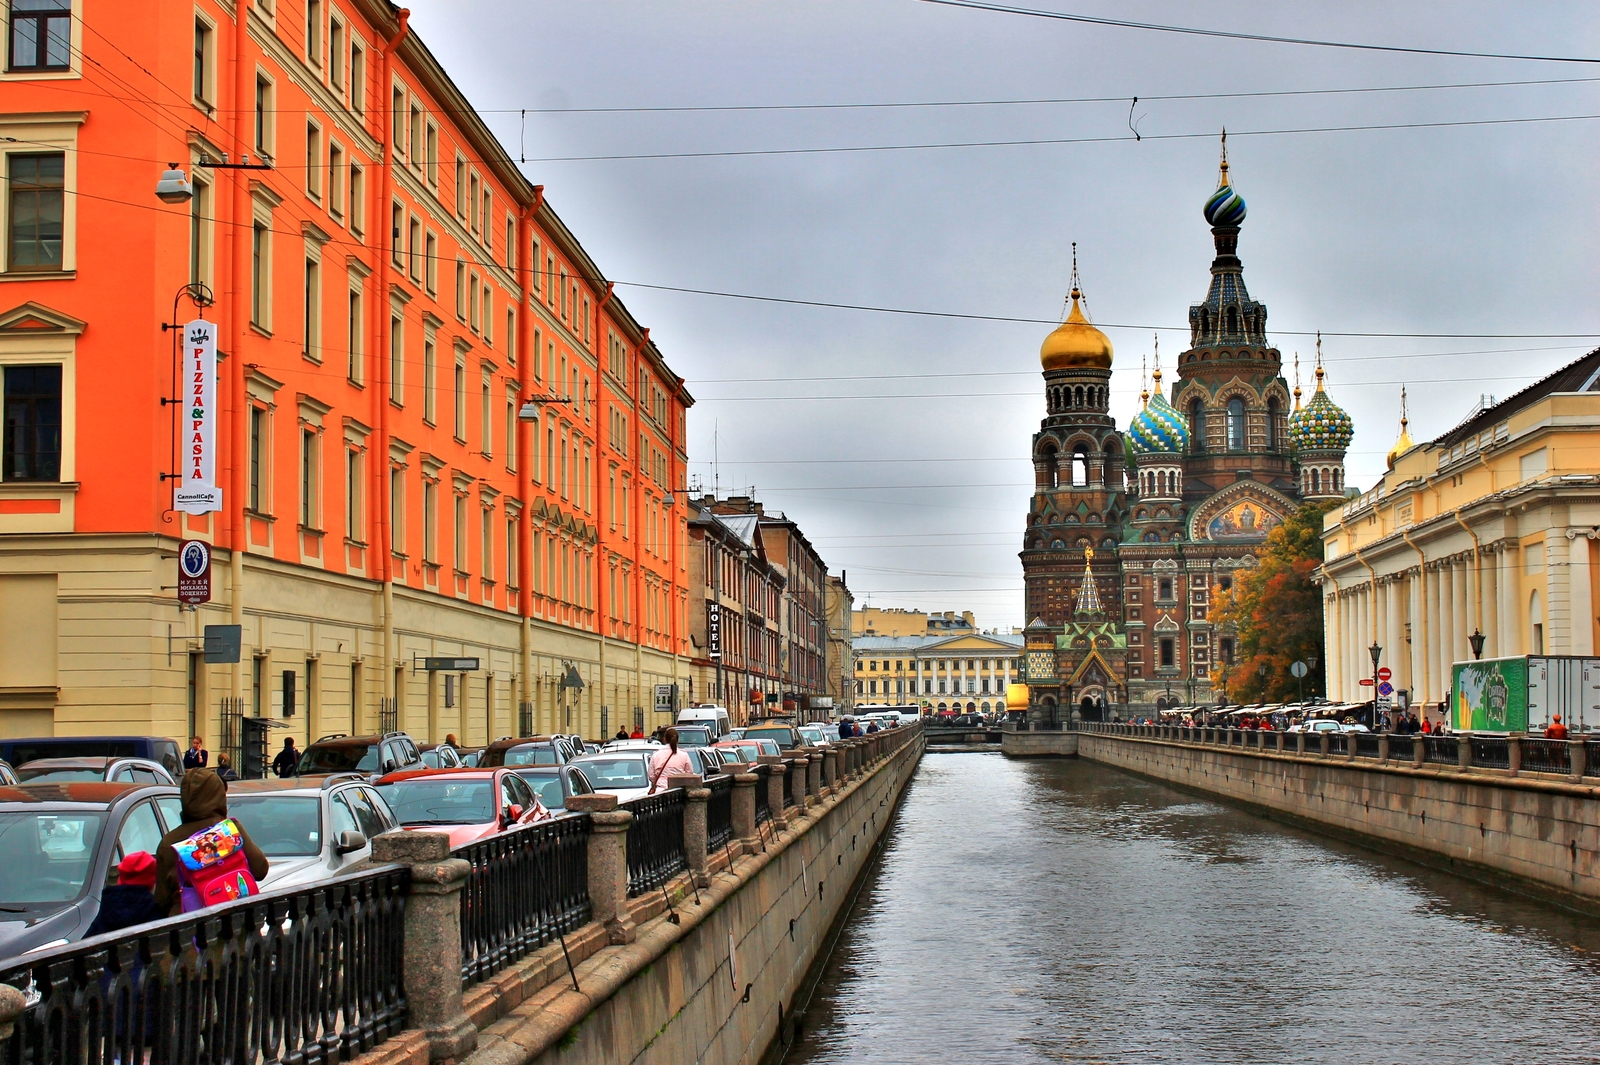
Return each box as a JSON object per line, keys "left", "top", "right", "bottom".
{"left": 838, "top": 717, "right": 853, "bottom": 741}
{"left": 271, "top": 737, "right": 299, "bottom": 778}
{"left": 85, "top": 851, "right": 164, "bottom": 937}
{"left": 444, "top": 733, "right": 459, "bottom": 747}
{"left": 1547, "top": 714, "right": 1569, "bottom": 740}
{"left": 214, "top": 752, "right": 237, "bottom": 782}
{"left": 183, "top": 736, "right": 208, "bottom": 770}
{"left": 866, "top": 721, "right": 880, "bottom": 734}
{"left": 630, "top": 724, "right": 644, "bottom": 740}
{"left": 646, "top": 728, "right": 693, "bottom": 794}
{"left": 154, "top": 770, "right": 269, "bottom": 916}
{"left": 1421, "top": 716, "right": 1433, "bottom": 735}
{"left": 614, "top": 728, "right": 629, "bottom": 741}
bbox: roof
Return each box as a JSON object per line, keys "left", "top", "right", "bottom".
{"left": 1432, "top": 346, "right": 1600, "bottom": 450}
{"left": 0, "top": 782, "right": 166, "bottom": 805}
{"left": 853, "top": 633, "right": 1025, "bottom": 653}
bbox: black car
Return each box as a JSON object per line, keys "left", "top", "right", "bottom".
{"left": 296, "top": 732, "right": 424, "bottom": 778}
{"left": 0, "top": 781, "right": 182, "bottom": 960}
{"left": 505, "top": 765, "right": 595, "bottom": 814}
{"left": 0, "top": 737, "right": 182, "bottom": 780}
{"left": 478, "top": 737, "right": 571, "bottom": 768}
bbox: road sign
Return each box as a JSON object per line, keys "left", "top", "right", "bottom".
{"left": 203, "top": 624, "right": 241, "bottom": 663}
{"left": 178, "top": 539, "right": 211, "bottom": 604}
{"left": 1378, "top": 681, "right": 1394, "bottom": 696}
{"left": 1290, "top": 661, "right": 1309, "bottom": 678}
{"left": 1358, "top": 678, "right": 1375, "bottom": 686}
{"left": 423, "top": 657, "right": 480, "bottom": 672}
{"left": 654, "top": 683, "right": 678, "bottom": 714}
{"left": 1376, "top": 695, "right": 1393, "bottom": 710}
{"left": 1377, "top": 667, "right": 1393, "bottom": 682}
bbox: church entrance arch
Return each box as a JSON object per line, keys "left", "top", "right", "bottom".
{"left": 1077, "top": 684, "right": 1108, "bottom": 721}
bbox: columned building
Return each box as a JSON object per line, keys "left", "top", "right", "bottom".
{"left": 1021, "top": 146, "right": 1353, "bottom": 719}
{"left": 1321, "top": 349, "right": 1600, "bottom": 723}
{"left": 853, "top": 634, "right": 1023, "bottom": 714}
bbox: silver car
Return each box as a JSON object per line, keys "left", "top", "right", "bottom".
{"left": 15, "top": 757, "right": 176, "bottom": 785}
{"left": 225, "top": 775, "right": 399, "bottom": 889}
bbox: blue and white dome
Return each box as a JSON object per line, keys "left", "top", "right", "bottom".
{"left": 1128, "top": 392, "right": 1190, "bottom": 455}
{"left": 1203, "top": 179, "right": 1246, "bottom": 228}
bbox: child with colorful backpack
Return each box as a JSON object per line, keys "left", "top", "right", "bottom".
{"left": 154, "top": 769, "right": 270, "bottom": 916}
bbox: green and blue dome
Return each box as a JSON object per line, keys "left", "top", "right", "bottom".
{"left": 1128, "top": 392, "right": 1190, "bottom": 455}
{"left": 1204, "top": 179, "right": 1246, "bottom": 228}
{"left": 1288, "top": 369, "right": 1353, "bottom": 453}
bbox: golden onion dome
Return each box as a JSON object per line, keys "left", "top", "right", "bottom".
{"left": 1040, "top": 289, "right": 1114, "bottom": 371}
{"left": 1385, "top": 386, "right": 1413, "bottom": 468}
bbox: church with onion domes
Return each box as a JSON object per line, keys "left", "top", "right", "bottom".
{"left": 1019, "top": 142, "right": 1354, "bottom": 721}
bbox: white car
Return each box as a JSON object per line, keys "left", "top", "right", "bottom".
{"left": 798, "top": 725, "right": 832, "bottom": 747}
{"left": 569, "top": 751, "right": 658, "bottom": 803}
{"left": 226, "top": 775, "right": 399, "bottom": 889}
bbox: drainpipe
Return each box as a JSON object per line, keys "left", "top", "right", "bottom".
{"left": 227, "top": 0, "right": 252, "bottom": 706}
{"left": 1401, "top": 528, "right": 1429, "bottom": 703}
{"left": 375, "top": 9, "right": 411, "bottom": 719}
{"left": 516, "top": 190, "right": 541, "bottom": 726}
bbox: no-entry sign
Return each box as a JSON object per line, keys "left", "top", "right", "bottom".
{"left": 1377, "top": 667, "right": 1393, "bottom": 682}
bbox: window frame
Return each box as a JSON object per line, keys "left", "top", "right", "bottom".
{"left": 6, "top": 0, "right": 74, "bottom": 75}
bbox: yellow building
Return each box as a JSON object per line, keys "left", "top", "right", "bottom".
{"left": 852, "top": 608, "right": 976, "bottom": 637}
{"left": 1320, "top": 350, "right": 1600, "bottom": 715}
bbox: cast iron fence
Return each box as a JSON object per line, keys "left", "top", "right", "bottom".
{"left": 621, "top": 790, "right": 688, "bottom": 898}
{"left": 1325, "top": 733, "right": 1349, "bottom": 756}
{"left": 706, "top": 775, "right": 734, "bottom": 853}
{"left": 1469, "top": 736, "right": 1510, "bottom": 769}
{"left": 1519, "top": 737, "right": 1568, "bottom": 774}
{"left": 1354, "top": 733, "right": 1383, "bottom": 759}
{"left": 754, "top": 765, "right": 772, "bottom": 826}
{"left": 455, "top": 814, "right": 593, "bottom": 987}
{"left": 1423, "top": 735, "right": 1459, "bottom": 765}
{"left": 0, "top": 866, "right": 408, "bottom": 1065}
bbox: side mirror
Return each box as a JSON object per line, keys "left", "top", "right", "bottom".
{"left": 382, "top": 759, "right": 396, "bottom": 774}
{"left": 505, "top": 804, "right": 524, "bottom": 824}
{"left": 335, "top": 830, "right": 367, "bottom": 855}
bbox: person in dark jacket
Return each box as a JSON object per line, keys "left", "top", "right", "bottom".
{"left": 85, "top": 851, "right": 164, "bottom": 937}
{"left": 154, "top": 769, "right": 270, "bottom": 916}
{"left": 271, "top": 737, "right": 299, "bottom": 778}
{"left": 182, "top": 736, "right": 208, "bottom": 770}
{"left": 214, "top": 752, "right": 238, "bottom": 782}
{"left": 838, "top": 717, "right": 853, "bottom": 741}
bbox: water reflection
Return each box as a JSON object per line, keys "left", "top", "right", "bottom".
{"left": 780, "top": 751, "right": 1600, "bottom": 1065}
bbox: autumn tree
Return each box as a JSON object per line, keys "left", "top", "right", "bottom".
{"left": 1207, "top": 500, "right": 1341, "bottom": 703}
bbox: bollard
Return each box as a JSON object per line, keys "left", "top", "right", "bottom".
{"left": 1458, "top": 735, "right": 1473, "bottom": 772}
{"left": 759, "top": 756, "right": 789, "bottom": 831}
{"left": 1507, "top": 735, "right": 1522, "bottom": 777}
{"left": 788, "top": 757, "right": 808, "bottom": 816}
{"left": 371, "top": 831, "right": 478, "bottom": 1063}
{"left": 1378, "top": 733, "right": 1390, "bottom": 763}
{"left": 729, "top": 768, "right": 760, "bottom": 853}
{"left": 1569, "top": 738, "right": 1587, "bottom": 781}
{"left": 567, "top": 794, "right": 635, "bottom": 944}
{"left": 671, "top": 773, "right": 711, "bottom": 889}
{"left": 807, "top": 750, "right": 823, "bottom": 804}
{"left": 0, "top": 982, "right": 24, "bottom": 1043}
{"left": 822, "top": 747, "right": 840, "bottom": 792}
{"left": 1412, "top": 734, "right": 1425, "bottom": 767}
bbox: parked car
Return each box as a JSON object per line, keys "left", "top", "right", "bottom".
{"left": 0, "top": 763, "right": 15, "bottom": 787}
{"left": 797, "top": 726, "right": 831, "bottom": 748}
{"left": 0, "top": 737, "right": 182, "bottom": 780}
{"left": 373, "top": 768, "right": 549, "bottom": 848}
{"left": 710, "top": 740, "right": 774, "bottom": 765}
{"left": 600, "top": 738, "right": 662, "bottom": 755}
{"left": 14, "top": 757, "right": 176, "bottom": 786}
{"left": 506, "top": 765, "right": 596, "bottom": 815}
{"left": 477, "top": 737, "right": 572, "bottom": 768}
{"left": 672, "top": 725, "right": 715, "bottom": 748}
{"left": 1289, "top": 719, "right": 1344, "bottom": 734}
{"left": 225, "top": 775, "right": 399, "bottom": 889}
{"left": 683, "top": 746, "right": 726, "bottom": 777}
{"left": 417, "top": 743, "right": 464, "bottom": 770}
{"left": 742, "top": 724, "right": 804, "bottom": 751}
{"left": 296, "top": 733, "right": 424, "bottom": 778}
{"left": 0, "top": 781, "right": 182, "bottom": 958}
{"left": 725, "top": 729, "right": 746, "bottom": 742}
{"left": 568, "top": 751, "right": 658, "bottom": 802}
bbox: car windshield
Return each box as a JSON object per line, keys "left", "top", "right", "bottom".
{"left": 515, "top": 773, "right": 567, "bottom": 810}
{"left": 15, "top": 767, "right": 104, "bottom": 783}
{"left": 0, "top": 811, "right": 105, "bottom": 905}
{"left": 673, "top": 727, "right": 712, "bottom": 748}
{"left": 298, "top": 744, "right": 378, "bottom": 774}
{"left": 745, "top": 729, "right": 796, "bottom": 750}
{"left": 574, "top": 758, "right": 649, "bottom": 790}
{"left": 226, "top": 795, "right": 322, "bottom": 857}
{"left": 502, "top": 745, "right": 560, "bottom": 766}
{"left": 377, "top": 780, "right": 496, "bottom": 825}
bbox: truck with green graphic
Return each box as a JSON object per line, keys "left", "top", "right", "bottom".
{"left": 1451, "top": 656, "right": 1600, "bottom": 734}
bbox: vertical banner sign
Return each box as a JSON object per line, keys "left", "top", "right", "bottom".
{"left": 174, "top": 319, "right": 223, "bottom": 514}
{"left": 177, "top": 539, "right": 212, "bottom": 604}
{"left": 707, "top": 602, "right": 722, "bottom": 659}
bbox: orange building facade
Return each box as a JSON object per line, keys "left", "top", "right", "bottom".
{"left": 0, "top": 0, "right": 692, "bottom": 747}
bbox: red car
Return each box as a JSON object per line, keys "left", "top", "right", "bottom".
{"left": 373, "top": 768, "right": 549, "bottom": 848}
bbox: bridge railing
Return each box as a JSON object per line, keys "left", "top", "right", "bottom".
{"left": 456, "top": 815, "right": 593, "bottom": 987}
{"left": 706, "top": 774, "right": 734, "bottom": 853}
{"left": 0, "top": 864, "right": 408, "bottom": 1065}
{"left": 621, "top": 790, "right": 689, "bottom": 898}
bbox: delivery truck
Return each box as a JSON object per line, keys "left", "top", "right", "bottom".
{"left": 1451, "top": 656, "right": 1600, "bottom": 733}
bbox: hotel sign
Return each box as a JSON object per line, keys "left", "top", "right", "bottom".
{"left": 174, "top": 319, "right": 223, "bottom": 515}
{"left": 707, "top": 602, "right": 722, "bottom": 659}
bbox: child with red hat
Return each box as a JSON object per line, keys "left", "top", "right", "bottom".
{"left": 85, "top": 851, "right": 164, "bottom": 938}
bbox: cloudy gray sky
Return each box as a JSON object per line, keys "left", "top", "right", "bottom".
{"left": 408, "top": 1, "right": 1599, "bottom": 630}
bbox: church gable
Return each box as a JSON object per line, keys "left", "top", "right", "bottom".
{"left": 1187, "top": 480, "right": 1298, "bottom": 543}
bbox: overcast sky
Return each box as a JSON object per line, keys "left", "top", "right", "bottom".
{"left": 407, "top": 1, "right": 1599, "bottom": 631}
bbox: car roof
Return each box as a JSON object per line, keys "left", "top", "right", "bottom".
{"left": 374, "top": 767, "right": 501, "bottom": 784}
{"left": 0, "top": 781, "right": 177, "bottom": 807}
{"left": 483, "top": 736, "right": 559, "bottom": 753}
{"left": 14, "top": 757, "right": 118, "bottom": 769}
{"left": 228, "top": 776, "right": 363, "bottom": 794}
{"left": 0, "top": 736, "right": 171, "bottom": 744}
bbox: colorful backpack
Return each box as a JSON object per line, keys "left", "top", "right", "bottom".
{"left": 174, "top": 818, "right": 259, "bottom": 912}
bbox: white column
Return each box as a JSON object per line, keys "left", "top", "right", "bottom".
{"left": 1570, "top": 534, "right": 1595, "bottom": 656}
{"left": 1482, "top": 553, "right": 1499, "bottom": 660}
{"left": 1407, "top": 572, "right": 1428, "bottom": 705}
{"left": 1452, "top": 559, "right": 1470, "bottom": 670}
{"left": 1386, "top": 578, "right": 1403, "bottom": 695}
{"left": 1430, "top": 565, "right": 1448, "bottom": 706}
{"left": 1323, "top": 591, "right": 1339, "bottom": 701}
{"left": 1498, "top": 547, "right": 1519, "bottom": 656}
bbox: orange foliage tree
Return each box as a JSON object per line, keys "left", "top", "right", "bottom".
{"left": 1207, "top": 500, "right": 1341, "bottom": 703}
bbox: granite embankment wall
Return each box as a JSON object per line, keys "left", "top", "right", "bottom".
{"left": 465, "top": 729, "right": 924, "bottom": 1065}
{"left": 1077, "top": 726, "right": 1600, "bottom": 909}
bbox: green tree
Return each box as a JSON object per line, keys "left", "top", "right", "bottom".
{"left": 1208, "top": 500, "right": 1341, "bottom": 703}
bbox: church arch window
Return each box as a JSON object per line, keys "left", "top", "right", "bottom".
{"left": 1226, "top": 398, "right": 1246, "bottom": 451}
{"left": 1310, "top": 468, "right": 1321, "bottom": 494}
{"left": 1266, "top": 398, "right": 1281, "bottom": 450}
{"left": 1189, "top": 400, "right": 1206, "bottom": 453}
{"left": 1071, "top": 446, "right": 1089, "bottom": 487}
{"left": 1226, "top": 307, "right": 1239, "bottom": 334}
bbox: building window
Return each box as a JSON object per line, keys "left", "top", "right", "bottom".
{"left": 349, "top": 163, "right": 364, "bottom": 236}
{"left": 1226, "top": 397, "right": 1245, "bottom": 451}
{"left": 329, "top": 17, "right": 343, "bottom": 91}
{"left": 8, "top": 0, "right": 71, "bottom": 72}
{"left": 390, "top": 467, "right": 404, "bottom": 555}
{"left": 453, "top": 357, "right": 466, "bottom": 441}
{"left": 422, "top": 338, "right": 436, "bottom": 424}
{"left": 1158, "top": 578, "right": 1173, "bottom": 601}
{"left": 250, "top": 222, "right": 268, "bottom": 326}
{"left": 407, "top": 216, "right": 420, "bottom": 279}
{"left": 424, "top": 231, "right": 437, "bottom": 292}
{"left": 506, "top": 516, "right": 518, "bottom": 588}
{"left": 187, "top": 176, "right": 210, "bottom": 286}
{"left": 1219, "top": 637, "right": 1235, "bottom": 665}
{"left": 1, "top": 365, "right": 61, "bottom": 482}
{"left": 504, "top": 387, "right": 516, "bottom": 470}
{"left": 422, "top": 479, "right": 437, "bottom": 563}
{"left": 350, "top": 43, "right": 365, "bottom": 114}
{"left": 305, "top": 123, "right": 323, "bottom": 199}
{"left": 193, "top": 18, "right": 213, "bottom": 104}
{"left": 1189, "top": 400, "right": 1205, "bottom": 454}
{"left": 299, "top": 428, "right": 318, "bottom": 526}
{"left": 425, "top": 123, "right": 438, "bottom": 186}
{"left": 302, "top": 257, "right": 320, "bottom": 359}
{"left": 388, "top": 314, "right": 403, "bottom": 405}
{"left": 479, "top": 376, "right": 491, "bottom": 457}
{"left": 346, "top": 288, "right": 362, "bottom": 382}
{"left": 390, "top": 202, "right": 403, "bottom": 267}
{"left": 481, "top": 509, "right": 493, "bottom": 583}
{"left": 328, "top": 143, "right": 344, "bottom": 222}
{"left": 254, "top": 75, "right": 274, "bottom": 156}
{"left": 345, "top": 448, "right": 363, "bottom": 541}
{"left": 305, "top": 0, "right": 322, "bottom": 65}
{"left": 7, "top": 152, "right": 64, "bottom": 272}
{"left": 248, "top": 406, "right": 267, "bottom": 512}
{"left": 454, "top": 494, "right": 467, "bottom": 572}
{"left": 1159, "top": 638, "right": 1175, "bottom": 668}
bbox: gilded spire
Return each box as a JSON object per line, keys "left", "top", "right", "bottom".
{"left": 1140, "top": 352, "right": 1149, "bottom": 406}
{"left": 1151, "top": 334, "right": 1162, "bottom": 395}
{"left": 1293, "top": 352, "right": 1303, "bottom": 410}
{"left": 1386, "top": 385, "right": 1414, "bottom": 469}
{"left": 1314, "top": 332, "right": 1326, "bottom": 392}
{"left": 1218, "top": 128, "right": 1230, "bottom": 187}
{"left": 1075, "top": 548, "right": 1103, "bottom": 617}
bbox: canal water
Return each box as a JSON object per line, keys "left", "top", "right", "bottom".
{"left": 779, "top": 750, "right": 1600, "bottom": 1065}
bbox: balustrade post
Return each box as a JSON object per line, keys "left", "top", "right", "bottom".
{"left": 807, "top": 750, "right": 823, "bottom": 804}
{"left": 671, "top": 773, "right": 711, "bottom": 889}
{"left": 730, "top": 769, "right": 760, "bottom": 853}
{"left": 822, "top": 747, "right": 840, "bottom": 792}
{"left": 1347, "top": 733, "right": 1359, "bottom": 762}
{"left": 1459, "top": 735, "right": 1473, "bottom": 771}
{"left": 1295, "top": 732, "right": 1305, "bottom": 755}
{"left": 1275, "top": 731, "right": 1284, "bottom": 752}
{"left": 759, "top": 756, "right": 789, "bottom": 831}
{"left": 788, "top": 757, "right": 808, "bottom": 814}
{"left": 370, "top": 831, "right": 477, "bottom": 1063}
{"left": 1507, "top": 735, "right": 1522, "bottom": 777}
{"left": 1412, "top": 735, "right": 1425, "bottom": 767}
{"left": 1378, "top": 733, "right": 1390, "bottom": 763}
{"left": 567, "top": 794, "right": 636, "bottom": 945}
{"left": 1569, "top": 738, "right": 1587, "bottom": 780}
{"left": 1319, "top": 733, "right": 1330, "bottom": 757}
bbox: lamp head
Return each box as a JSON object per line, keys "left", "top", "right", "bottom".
{"left": 1368, "top": 642, "right": 1382, "bottom": 667}
{"left": 155, "top": 164, "right": 193, "bottom": 204}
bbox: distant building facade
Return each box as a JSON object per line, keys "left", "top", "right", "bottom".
{"left": 825, "top": 574, "right": 855, "bottom": 719}
{"left": 853, "top": 633, "right": 1022, "bottom": 714}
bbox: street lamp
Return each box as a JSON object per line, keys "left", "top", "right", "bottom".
{"left": 1369, "top": 641, "right": 1382, "bottom": 727}
{"left": 154, "top": 163, "right": 193, "bottom": 204}
{"left": 1469, "top": 629, "right": 1485, "bottom": 661}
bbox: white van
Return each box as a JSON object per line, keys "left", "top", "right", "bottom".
{"left": 677, "top": 705, "right": 732, "bottom": 739}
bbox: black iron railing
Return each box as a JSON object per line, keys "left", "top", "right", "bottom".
{"left": 1470, "top": 736, "right": 1510, "bottom": 769}
{"left": 1521, "top": 738, "right": 1570, "bottom": 775}
{"left": 1326, "top": 733, "right": 1349, "bottom": 756}
{"left": 1354, "top": 732, "right": 1383, "bottom": 759}
{"left": 754, "top": 765, "right": 772, "bottom": 826}
{"left": 621, "top": 790, "right": 688, "bottom": 898}
{"left": 706, "top": 775, "right": 733, "bottom": 853}
{"left": 0, "top": 866, "right": 408, "bottom": 1065}
{"left": 455, "top": 814, "right": 592, "bottom": 987}
{"left": 1423, "top": 735, "right": 1459, "bottom": 765}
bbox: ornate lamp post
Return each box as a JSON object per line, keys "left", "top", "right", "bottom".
{"left": 1469, "top": 629, "right": 1485, "bottom": 661}
{"left": 1368, "top": 641, "right": 1383, "bottom": 727}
